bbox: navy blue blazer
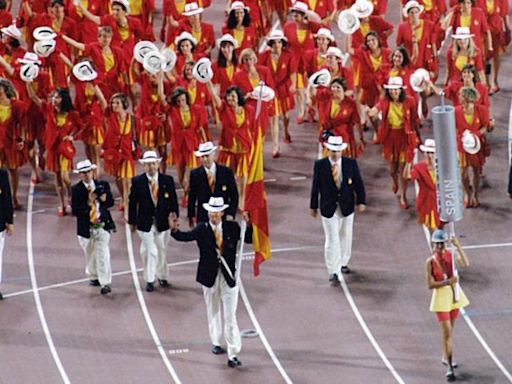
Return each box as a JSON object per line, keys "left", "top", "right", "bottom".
{"left": 188, "top": 163, "right": 238, "bottom": 222}
{"left": 128, "top": 173, "right": 179, "bottom": 232}
{"left": 310, "top": 157, "right": 366, "bottom": 218}
{"left": 171, "top": 221, "right": 241, "bottom": 288}
{"left": 0, "top": 169, "right": 13, "bottom": 232}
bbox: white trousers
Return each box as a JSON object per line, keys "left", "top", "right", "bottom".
{"left": 0, "top": 230, "right": 5, "bottom": 284}
{"left": 78, "top": 228, "right": 112, "bottom": 286}
{"left": 321, "top": 211, "right": 354, "bottom": 275}
{"left": 202, "top": 271, "right": 241, "bottom": 359}
{"left": 137, "top": 225, "right": 169, "bottom": 283}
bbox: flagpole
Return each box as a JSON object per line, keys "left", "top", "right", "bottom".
{"left": 236, "top": 219, "right": 248, "bottom": 283}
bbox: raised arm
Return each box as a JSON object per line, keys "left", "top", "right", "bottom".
{"left": 26, "top": 81, "right": 42, "bottom": 107}
{"left": 206, "top": 80, "right": 222, "bottom": 109}
{"left": 58, "top": 52, "right": 74, "bottom": 69}
{"left": 451, "top": 236, "right": 470, "bottom": 267}
{"left": 77, "top": 2, "right": 101, "bottom": 25}
{"left": 93, "top": 84, "right": 108, "bottom": 111}
{"left": 0, "top": 56, "right": 14, "bottom": 76}
{"left": 62, "top": 34, "right": 86, "bottom": 51}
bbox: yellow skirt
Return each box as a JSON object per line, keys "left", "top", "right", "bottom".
{"left": 430, "top": 285, "right": 469, "bottom": 312}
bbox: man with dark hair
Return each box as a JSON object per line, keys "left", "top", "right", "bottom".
{"left": 0, "top": 167, "right": 14, "bottom": 300}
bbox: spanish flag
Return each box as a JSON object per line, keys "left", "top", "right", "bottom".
{"left": 244, "top": 125, "right": 271, "bottom": 276}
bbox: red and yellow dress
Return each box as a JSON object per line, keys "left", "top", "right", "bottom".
{"left": 445, "top": 46, "right": 484, "bottom": 85}
{"left": 24, "top": 70, "right": 53, "bottom": 145}
{"left": 303, "top": 47, "right": 328, "bottom": 77}
{"left": 128, "top": 0, "right": 156, "bottom": 40}
{"left": 99, "top": 14, "right": 143, "bottom": 66}
{"left": 444, "top": 81, "right": 490, "bottom": 108}
{"left": 217, "top": 102, "right": 255, "bottom": 177}
{"left": 450, "top": 7, "right": 490, "bottom": 51}
{"left": 352, "top": 47, "right": 392, "bottom": 106}
{"left": 375, "top": 96, "right": 420, "bottom": 163}
{"left": 66, "top": 0, "right": 104, "bottom": 44}
{"left": 454, "top": 104, "right": 489, "bottom": 168}
{"left": 350, "top": 16, "right": 394, "bottom": 50}
{"left": 400, "top": 0, "right": 447, "bottom": 49}
{"left": 410, "top": 160, "right": 440, "bottom": 228}
{"left": 103, "top": 111, "right": 137, "bottom": 178}
{"left": 0, "top": 101, "right": 27, "bottom": 169}
{"left": 396, "top": 19, "right": 437, "bottom": 74}
{"left": 478, "top": 0, "right": 509, "bottom": 54}
{"left": 305, "top": 0, "right": 335, "bottom": 23}
{"left": 167, "top": 104, "right": 207, "bottom": 168}
{"left": 174, "top": 20, "right": 215, "bottom": 55}
{"left": 212, "top": 61, "right": 239, "bottom": 97}
{"left": 73, "top": 80, "right": 105, "bottom": 147}
{"left": 222, "top": 24, "right": 258, "bottom": 56}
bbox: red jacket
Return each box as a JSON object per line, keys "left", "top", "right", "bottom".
{"left": 410, "top": 160, "right": 439, "bottom": 226}
{"left": 283, "top": 20, "right": 321, "bottom": 72}
{"left": 396, "top": 19, "right": 436, "bottom": 69}
{"left": 258, "top": 49, "right": 297, "bottom": 100}
{"left": 351, "top": 16, "right": 393, "bottom": 49}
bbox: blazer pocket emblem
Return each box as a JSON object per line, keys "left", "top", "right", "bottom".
{"left": 348, "top": 178, "right": 352, "bottom": 185}
{"left": 222, "top": 185, "right": 227, "bottom": 191}
{"left": 164, "top": 192, "right": 169, "bottom": 198}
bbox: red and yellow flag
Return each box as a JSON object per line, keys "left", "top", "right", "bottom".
{"left": 244, "top": 125, "right": 271, "bottom": 276}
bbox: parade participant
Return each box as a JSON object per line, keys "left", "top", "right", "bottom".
{"left": 310, "top": 136, "right": 366, "bottom": 281}
{"left": 175, "top": 61, "right": 212, "bottom": 111}
{"left": 27, "top": 83, "right": 79, "bottom": 216}
{"left": 0, "top": 23, "right": 25, "bottom": 74}
{"left": 128, "top": 150, "right": 179, "bottom": 292}
{"left": 222, "top": 1, "right": 257, "bottom": 56}
{"left": 443, "top": 27, "right": 485, "bottom": 87}
{"left": 322, "top": 47, "right": 354, "bottom": 95}
{"left": 367, "top": 76, "right": 420, "bottom": 209}
{"left": 258, "top": 30, "right": 297, "bottom": 157}
{"left": 0, "top": 1, "right": 13, "bottom": 29}
{"left": 308, "top": 78, "right": 363, "bottom": 158}
{"left": 0, "top": 78, "right": 26, "bottom": 210}
{"left": 71, "top": 159, "right": 115, "bottom": 295}
{"left": 409, "top": 139, "right": 441, "bottom": 233}
{"left": 444, "top": 63, "right": 490, "bottom": 107}
{"left": 212, "top": 34, "right": 239, "bottom": 98}
{"left": 188, "top": 142, "right": 239, "bottom": 227}
{"left": 174, "top": 2, "right": 215, "bottom": 56}
{"left": 170, "top": 196, "right": 243, "bottom": 368}
{"left": 173, "top": 31, "right": 200, "bottom": 75}
{"left": 400, "top": 0, "right": 447, "bottom": 50}
{"left": 161, "top": 0, "right": 187, "bottom": 44}
{"left": 304, "top": 0, "right": 335, "bottom": 24}
{"left": 205, "top": 81, "right": 255, "bottom": 209}
{"left": 127, "top": 0, "right": 155, "bottom": 40}
{"left": 283, "top": 1, "right": 321, "bottom": 124}
{"left": 0, "top": 166, "right": 14, "bottom": 300}
{"left": 454, "top": 86, "right": 490, "bottom": 208}
{"left": 426, "top": 229, "right": 470, "bottom": 382}
{"left": 348, "top": 0, "right": 394, "bottom": 50}
{"left": 66, "top": 0, "right": 104, "bottom": 45}
{"left": 304, "top": 28, "right": 335, "bottom": 77}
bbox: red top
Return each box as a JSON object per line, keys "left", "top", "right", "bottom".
{"left": 218, "top": 101, "right": 255, "bottom": 151}
{"left": 175, "top": 20, "right": 215, "bottom": 55}
{"left": 396, "top": 19, "right": 436, "bottom": 68}
{"left": 445, "top": 46, "right": 484, "bottom": 85}
{"left": 431, "top": 250, "right": 454, "bottom": 281}
{"left": 99, "top": 15, "right": 143, "bottom": 56}
{"left": 212, "top": 61, "right": 240, "bottom": 97}
{"left": 258, "top": 49, "right": 298, "bottom": 100}
{"left": 283, "top": 20, "right": 321, "bottom": 72}
{"left": 410, "top": 160, "right": 439, "bottom": 223}
{"left": 168, "top": 104, "right": 208, "bottom": 154}
{"left": 444, "top": 80, "right": 489, "bottom": 108}
{"left": 450, "top": 7, "right": 490, "bottom": 49}
{"left": 454, "top": 104, "right": 489, "bottom": 152}
{"left": 351, "top": 16, "right": 393, "bottom": 49}
{"left": 317, "top": 89, "right": 360, "bottom": 143}
{"left": 221, "top": 25, "right": 258, "bottom": 56}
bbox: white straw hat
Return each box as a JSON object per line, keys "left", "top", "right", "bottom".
{"left": 1, "top": 24, "right": 21, "bottom": 39}
{"left": 384, "top": 76, "right": 407, "bottom": 89}
{"left": 73, "top": 60, "right": 98, "bottom": 82}
{"left": 160, "top": 48, "right": 177, "bottom": 72}
{"left": 229, "top": 1, "right": 250, "bottom": 12}
{"left": 403, "top": 0, "right": 424, "bottom": 17}
{"left": 175, "top": 31, "right": 197, "bottom": 47}
{"left": 202, "top": 196, "right": 229, "bottom": 212}
{"left": 139, "top": 150, "right": 162, "bottom": 164}
{"left": 183, "top": 2, "right": 204, "bottom": 16}
{"left": 133, "top": 40, "right": 158, "bottom": 64}
{"left": 266, "top": 29, "right": 288, "bottom": 43}
{"left": 111, "top": 0, "right": 130, "bottom": 13}
{"left": 216, "top": 33, "right": 238, "bottom": 49}
{"left": 192, "top": 57, "right": 213, "bottom": 83}
{"left": 19, "top": 63, "right": 40, "bottom": 82}
{"left": 289, "top": 1, "right": 308, "bottom": 13}
{"left": 309, "top": 68, "right": 332, "bottom": 88}
{"left": 73, "top": 159, "right": 97, "bottom": 173}
{"left": 351, "top": 0, "right": 374, "bottom": 18}
{"left": 324, "top": 136, "right": 348, "bottom": 151}
{"left": 461, "top": 130, "right": 481, "bottom": 155}
{"left": 337, "top": 9, "right": 360, "bottom": 34}
{"left": 33, "top": 26, "right": 57, "bottom": 41}
{"left": 142, "top": 51, "right": 164, "bottom": 74}
{"left": 33, "top": 39, "right": 56, "bottom": 58}
{"left": 194, "top": 141, "right": 218, "bottom": 157}
{"left": 410, "top": 68, "right": 430, "bottom": 92}
{"left": 315, "top": 28, "right": 335, "bottom": 41}
{"left": 419, "top": 138, "right": 436, "bottom": 153}
{"left": 452, "top": 27, "right": 474, "bottom": 39}
{"left": 17, "top": 52, "right": 42, "bottom": 65}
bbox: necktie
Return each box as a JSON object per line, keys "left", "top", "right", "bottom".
{"left": 214, "top": 226, "right": 223, "bottom": 251}
{"left": 332, "top": 163, "right": 340, "bottom": 186}
{"left": 88, "top": 185, "right": 97, "bottom": 223}
{"left": 207, "top": 169, "right": 215, "bottom": 192}
{"left": 150, "top": 178, "right": 158, "bottom": 202}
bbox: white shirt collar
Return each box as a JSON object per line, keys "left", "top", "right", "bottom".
{"left": 83, "top": 180, "right": 96, "bottom": 190}
{"left": 205, "top": 162, "right": 216, "bottom": 175}
{"left": 329, "top": 157, "right": 342, "bottom": 169}
{"left": 146, "top": 173, "right": 158, "bottom": 183}
{"left": 210, "top": 221, "right": 222, "bottom": 232}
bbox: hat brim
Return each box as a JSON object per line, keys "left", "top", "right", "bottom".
{"left": 139, "top": 157, "right": 162, "bottom": 164}
{"left": 452, "top": 34, "right": 475, "bottom": 39}
{"left": 384, "top": 84, "right": 407, "bottom": 89}
{"left": 183, "top": 8, "right": 204, "bottom": 16}
{"left": 403, "top": 4, "right": 424, "bottom": 17}
{"left": 217, "top": 37, "right": 238, "bottom": 49}
{"left": 194, "top": 146, "right": 217, "bottom": 157}
{"left": 33, "top": 28, "right": 57, "bottom": 41}
{"left": 309, "top": 69, "right": 332, "bottom": 88}
{"left": 73, "top": 164, "right": 97, "bottom": 173}
{"left": 352, "top": 3, "right": 374, "bottom": 18}
{"left": 72, "top": 63, "right": 98, "bottom": 82}
{"left": 18, "top": 58, "right": 42, "bottom": 65}
{"left": 324, "top": 142, "right": 349, "bottom": 151}
{"left": 462, "top": 139, "right": 481, "bottom": 155}
{"left": 202, "top": 203, "right": 229, "bottom": 212}
{"left": 419, "top": 145, "right": 435, "bottom": 153}
{"left": 192, "top": 60, "right": 213, "bottom": 83}
{"left": 133, "top": 41, "right": 158, "bottom": 64}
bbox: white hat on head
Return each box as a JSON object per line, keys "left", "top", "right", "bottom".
{"left": 323, "top": 46, "right": 344, "bottom": 59}
{"left": 289, "top": 1, "right": 309, "bottom": 13}
{"left": 452, "top": 27, "right": 474, "bottom": 39}
{"left": 403, "top": 0, "right": 424, "bottom": 17}
{"left": 266, "top": 29, "right": 288, "bottom": 43}
{"left": 192, "top": 57, "right": 213, "bottom": 83}
{"left": 1, "top": 24, "right": 21, "bottom": 39}
{"left": 174, "top": 31, "right": 197, "bottom": 47}
{"left": 351, "top": 0, "right": 374, "bottom": 18}
{"left": 315, "top": 28, "right": 335, "bottom": 41}
{"left": 229, "top": 1, "right": 250, "bottom": 12}
{"left": 194, "top": 141, "right": 218, "bottom": 157}
{"left": 17, "top": 52, "right": 42, "bottom": 65}
{"left": 139, "top": 150, "right": 162, "bottom": 164}
{"left": 19, "top": 63, "right": 40, "bottom": 82}
{"left": 160, "top": 48, "right": 177, "bottom": 72}
{"left": 33, "top": 39, "right": 56, "bottom": 58}
{"left": 202, "top": 196, "right": 229, "bottom": 212}
{"left": 410, "top": 68, "right": 430, "bottom": 92}
{"left": 309, "top": 68, "right": 332, "bottom": 88}
{"left": 33, "top": 26, "right": 57, "bottom": 41}
{"left": 216, "top": 33, "right": 238, "bottom": 49}
{"left": 111, "top": 0, "right": 130, "bottom": 13}
{"left": 462, "top": 130, "right": 481, "bottom": 155}
{"left": 183, "top": 2, "right": 204, "bottom": 16}
{"left": 73, "top": 60, "right": 98, "bottom": 82}
{"left": 133, "top": 40, "right": 158, "bottom": 64}
{"left": 337, "top": 9, "right": 360, "bottom": 34}
{"left": 419, "top": 138, "right": 436, "bottom": 153}
{"left": 250, "top": 83, "right": 275, "bottom": 102}
{"left": 324, "top": 136, "right": 348, "bottom": 151}
{"left": 143, "top": 50, "right": 164, "bottom": 74}
{"left": 73, "top": 159, "right": 97, "bottom": 173}
{"left": 384, "top": 76, "right": 406, "bottom": 89}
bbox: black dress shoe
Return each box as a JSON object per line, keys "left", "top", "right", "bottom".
{"left": 329, "top": 274, "right": 339, "bottom": 286}
{"left": 146, "top": 282, "right": 154, "bottom": 292}
{"left": 340, "top": 266, "right": 351, "bottom": 274}
{"left": 0, "top": 291, "right": 3, "bottom": 300}
{"left": 227, "top": 357, "right": 242, "bottom": 368}
{"left": 211, "top": 345, "right": 225, "bottom": 355}
{"left": 158, "top": 279, "right": 169, "bottom": 287}
{"left": 89, "top": 279, "right": 100, "bottom": 286}
{"left": 100, "top": 285, "right": 111, "bottom": 295}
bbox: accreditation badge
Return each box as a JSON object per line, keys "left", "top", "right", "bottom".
{"left": 164, "top": 192, "right": 169, "bottom": 198}
{"left": 348, "top": 178, "right": 352, "bottom": 185}
{"left": 222, "top": 185, "right": 227, "bottom": 191}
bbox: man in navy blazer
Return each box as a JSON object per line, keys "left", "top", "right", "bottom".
{"left": 71, "top": 160, "right": 116, "bottom": 295}
{"left": 170, "top": 197, "right": 243, "bottom": 369}
{"left": 0, "top": 168, "right": 14, "bottom": 300}
{"left": 129, "top": 151, "right": 179, "bottom": 292}
{"left": 310, "top": 136, "right": 366, "bottom": 284}
{"left": 188, "top": 142, "right": 238, "bottom": 227}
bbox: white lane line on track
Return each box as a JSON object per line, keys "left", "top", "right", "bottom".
{"left": 338, "top": 275, "right": 406, "bottom": 384}
{"left": 3, "top": 245, "right": 319, "bottom": 299}
{"left": 27, "top": 182, "right": 71, "bottom": 384}
{"left": 289, "top": 176, "right": 307, "bottom": 181}
{"left": 125, "top": 224, "right": 182, "bottom": 384}
{"left": 462, "top": 242, "right": 512, "bottom": 250}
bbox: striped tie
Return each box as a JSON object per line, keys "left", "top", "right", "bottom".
{"left": 150, "top": 178, "right": 158, "bottom": 202}
{"left": 88, "top": 186, "right": 97, "bottom": 224}
{"left": 332, "top": 163, "right": 340, "bottom": 186}
{"left": 214, "top": 226, "right": 223, "bottom": 251}
{"left": 207, "top": 169, "right": 215, "bottom": 192}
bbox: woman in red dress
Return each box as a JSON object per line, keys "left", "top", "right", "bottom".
{"left": 174, "top": 2, "right": 215, "bottom": 56}
{"left": 212, "top": 34, "right": 239, "bottom": 98}
{"left": 0, "top": 79, "right": 26, "bottom": 210}
{"left": 27, "top": 85, "right": 79, "bottom": 216}
{"left": 258, "top": 30, "right": 297, "bottom": 157}
{"left": 444, "top": 63, "right": 490, "bottom": 107}
{"left": 303, "top": 28, "right": 335, "bottom": 77}
{"left": 454, "top": 86, "right": 490, "bottom": 208}
{"left": 222, "top": 1, "right": 257, "bottom": 57}
{"left": 173, "top": 32, "right": 201, "bottom": 76}
{"left": 368, "top": 77, "right": 420, "bottom": 209}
